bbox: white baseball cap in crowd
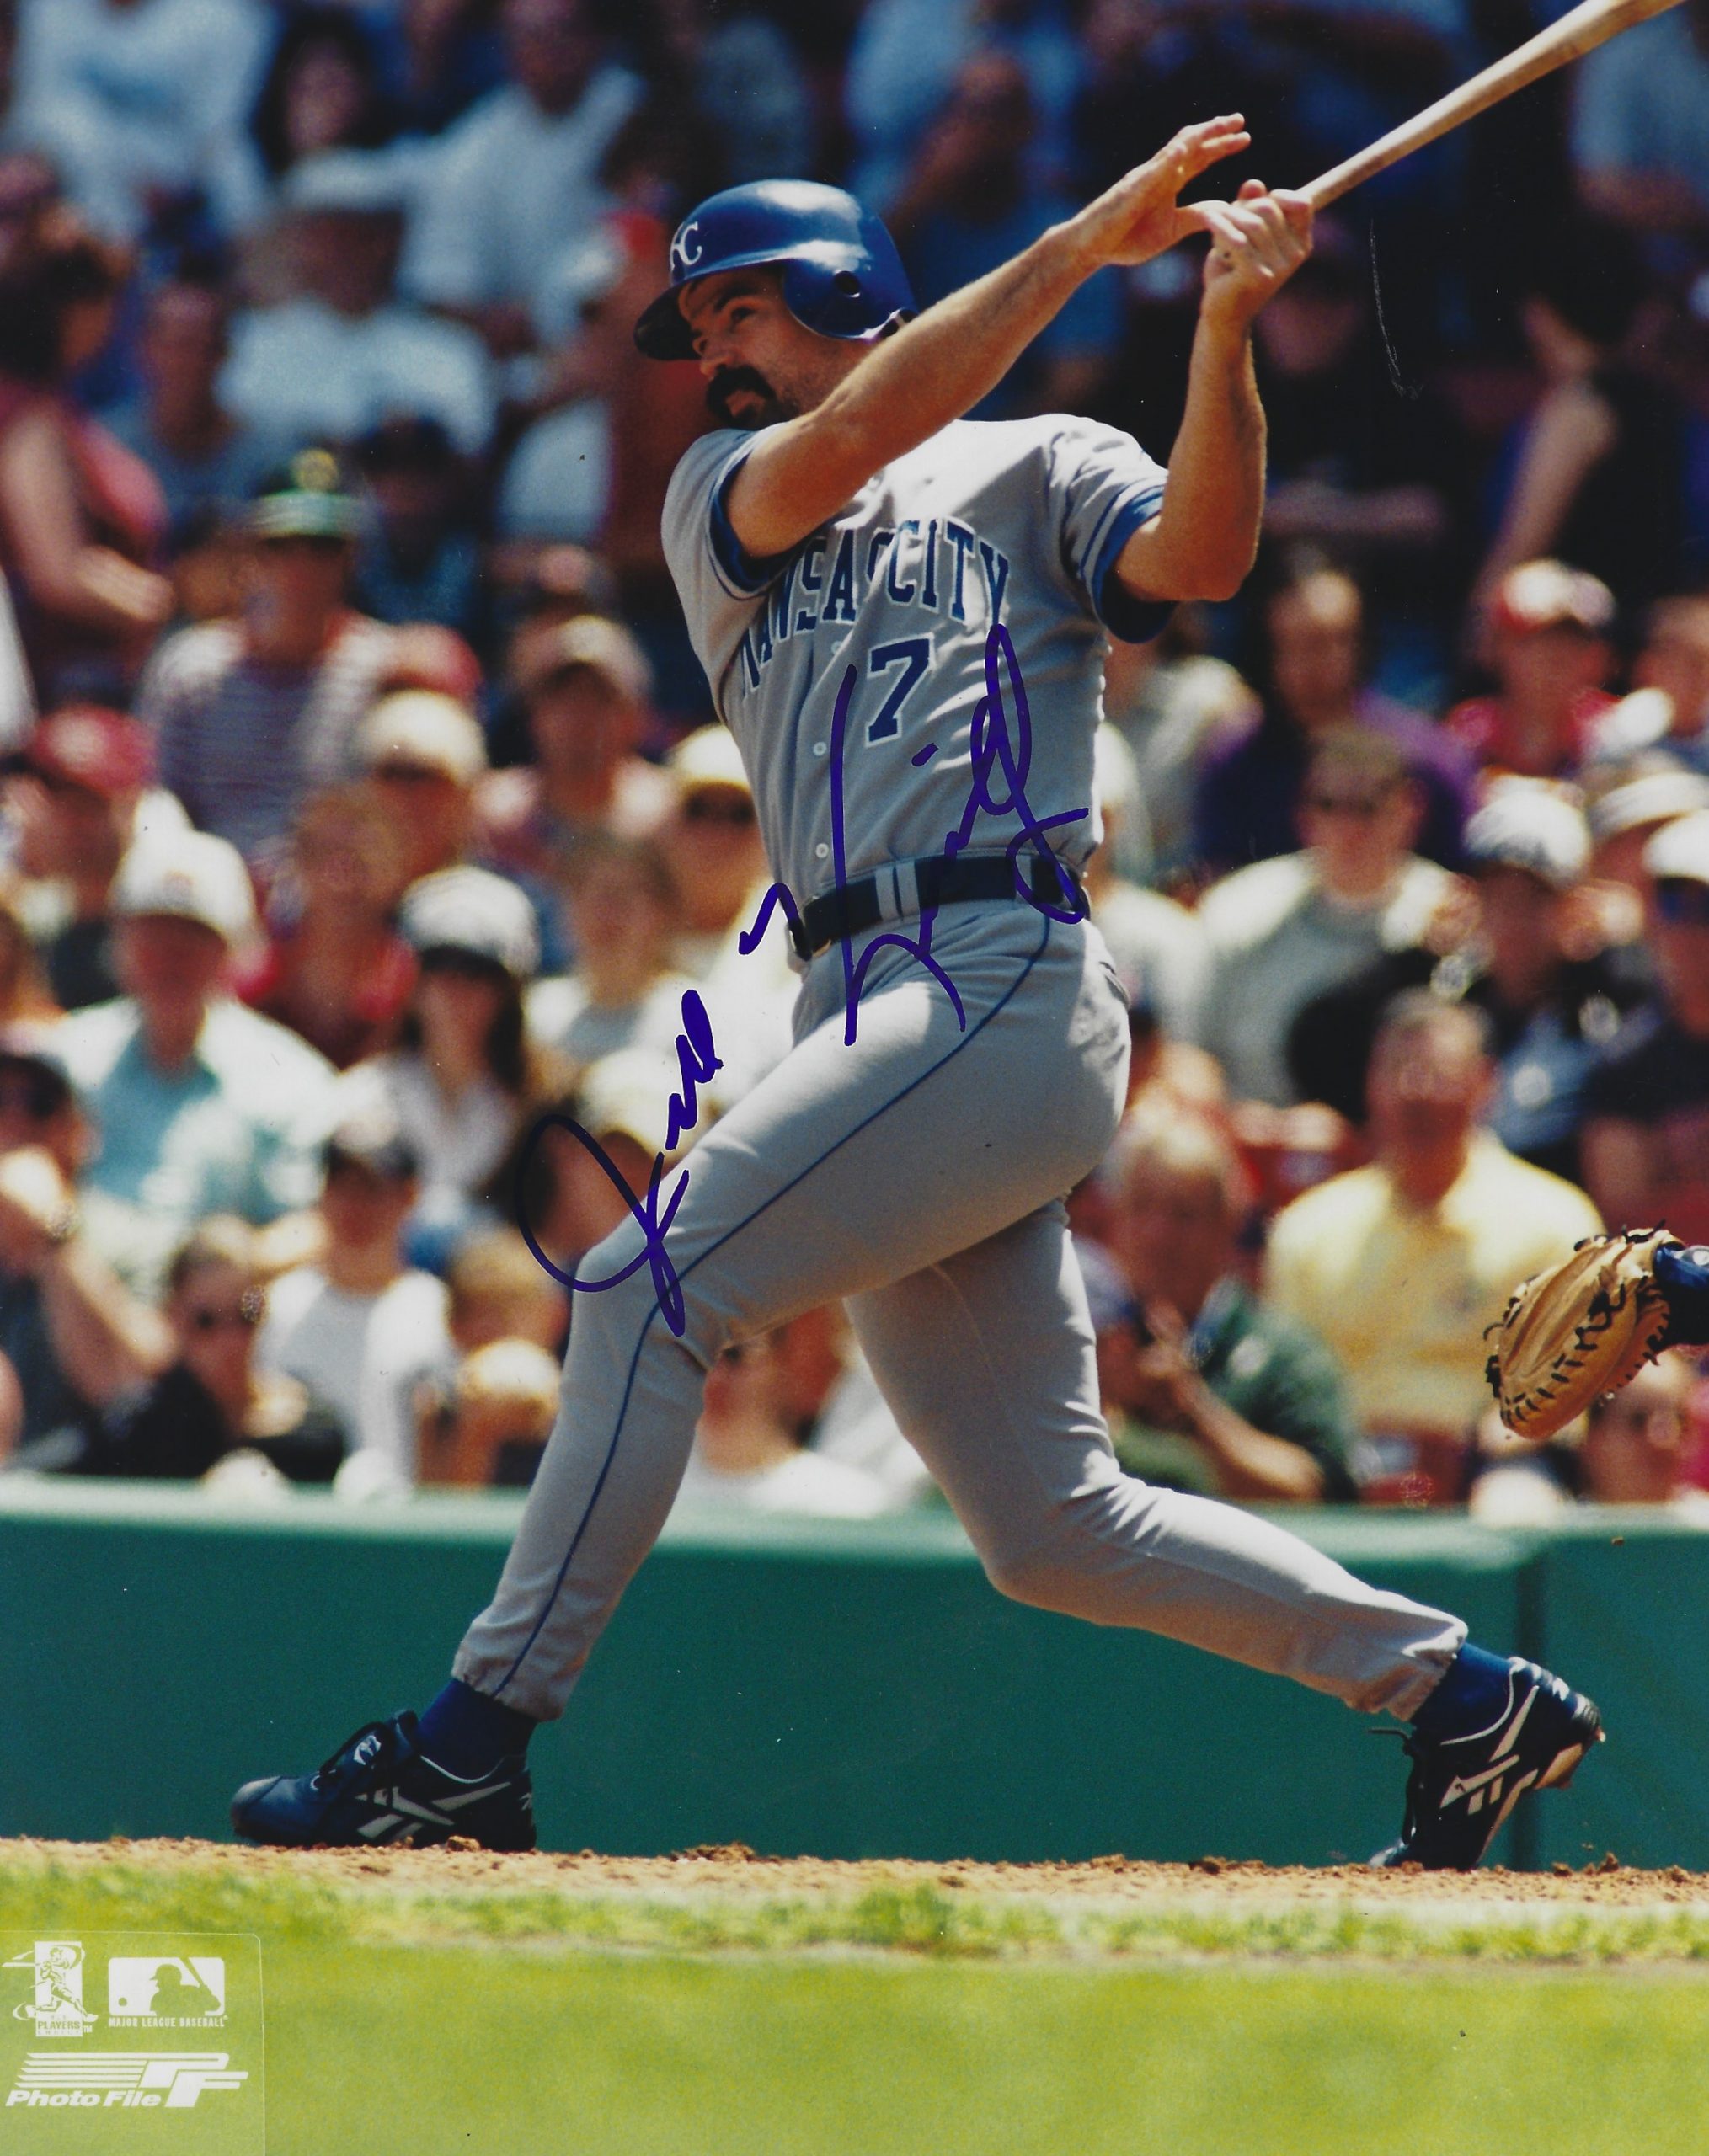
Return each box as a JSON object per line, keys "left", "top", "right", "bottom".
{"left": 1588, "top": 767, "right": 1709, "bottom": 844}
{"left": 357, "top": 691, "right": 489, "bottom": 785}
{"left": 398, "top": 865, "right": 541, "bottom": 979}
{"left": 1644, "top": 810, "right": 1709, "bottom": 887}
{"left": 1489, "top": 558, "right": 1616, "bottom": 638}
{"left": 668, "top": 723, "right": 751, "bottom": 798}
{"left": 1464, "top": 782, "right": 1590, "bottom": 889}
{"left": 516, "top": 615, "right": 653, "bottom": 705}
{"left": 111, "top": 831, "right": 258, "bottom": 946}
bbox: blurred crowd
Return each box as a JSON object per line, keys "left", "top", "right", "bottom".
{"left": 2, "top": 0, "right": 1709, "bottom": 1522}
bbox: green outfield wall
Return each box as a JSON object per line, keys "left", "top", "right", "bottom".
{"left": 0, "top": 1482, "right": 1699, "bottom": 1870}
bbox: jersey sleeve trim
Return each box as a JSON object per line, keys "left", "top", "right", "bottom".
{"left": 1087, "top": 482, "right": 1172, "bottom": 644}
{"left": 708, "top": 445, "right": 795, "bottom": 599}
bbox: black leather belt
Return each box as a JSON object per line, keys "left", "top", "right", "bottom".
{"left": 790, "top": 851, "right": 1086, "bottom": 961}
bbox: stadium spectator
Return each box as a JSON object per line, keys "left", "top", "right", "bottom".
{"left": 1446, "top": 560, "right": 1617, "bottom": 782}
{"left": 355, "top": 689, "right": 488, "bottom": 889}
{"left": 1193, "top": 557, "right": 1473, "bottom": 875}
{"left": 1266, "top": 994, "right": 1602, "bottom": 1505}
{"left": 476, "top": 612, "right": 672, "bottom": 906}
{"left": 1585, "top": 762, "right": 1709, "bottom": 896}
{"left": 0, "top": 1037, "right": 172, "bottom": 1466}
{"left": 234, "top": 783, "right": 414, "bottom": 1071}
{"left": 222, "top": 152, "right": 496, "bottom": 458}
{"left": 772, "top": 1302, "right": 932, "bottom": 1511}
{"left": 527, "top": 832, "right": 693, "bottom": 1072}
{"left": 1249, "top": 216, "right": 1463, "bottom": 645}
{"left": 401, "top": 0, "right": 642, "bottom": 357}
{"left": 1086, "top": 725, "right": 1209, "bottom": 1043}
{"left": 339, "top": 863, "right": 560, "bottom": 1263}
{"left": 233, "top": 6, "right": 398, "bottom": 227}
{"left": 0, "top": 873, "right": 55, "bottom": 1036}
{"left": 10, "top": 705, "right": 167, "bottom": 1010}
{"left": 12, "top": 0, "right": 272, "bottom": 243}
{"left": 1622, "top": 594, "right": 1709, "bottom": 770}
{"left": 0, "top": 212, "right": 172, "bottom": 704}
{"left": 658, "top": 723, "right": 793, "bottom": 1102}
{"left": 377, "top": 0, "right": 508, "bottom": 141}
{"left": 87, "top": 1214, "right": 345, "bottom": 1483}
{"left": 137, "top": 452, "right": 397, "bottom": 869}
{"left": 350, "top": 417, "right": 482, "bottom": 640}
{"left": 662, "top": 723, "right": 766, "bottom": 972}
{"left": 1583, "top": 811, "right": 1709, "bottom": 1246}
{"left": 1573, "top": 0, "right": 1709, "bottom": 238}
{"left": 1195, "top": 728, "right": 1457, "bottom": 1106}
{"left": 258, "top": 1099, "right": 451, "bottom": 1493}
{"left": 1094, "top": 1116, "right": 1357, "bottom": 1504}
{"left": 636, "top": 0, "right": 814, "bottom": 186}
{"left": 673, "top": 1331, "right": 889, "bottom": 1518}
{"left": 420, "top": 1335, "right": 560, "bottom": 1488}
{"left": 887, "top": 51, "right": 1120, "bottom": 419}
{"left": 51, "top": 831, "right": 338, "bottom": 1297}
{"left": 1473, "top": 220, "right": 1685, "bottom": 619}
{"left": 509, "top": 1047, "right": 685, "bottom": 1282}
{"left": 1290, "top": 782, "right": 1644, "bottom": 1171}
{"left": 1578, "top": 1356, "right": 1709, "bottom": 1513}
{"left": 445, "top": 1225, "right": 566, "bottom": 1356}
{"left": 844, "top": 0, "right": 1082, "bottom": 212}
{"left": 103, "top": 269, "right": 284, "bottom": 555}
{"left": 1101, "top": 610, "right": 1256, "bottom": 889}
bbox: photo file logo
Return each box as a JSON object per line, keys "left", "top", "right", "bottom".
{"left": 8, "top": 2052, "right": 248, "bottom": 2110}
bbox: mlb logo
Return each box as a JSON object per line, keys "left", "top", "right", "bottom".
{"left": 107, "top": 1957, "right": 226, "bottom": 2021}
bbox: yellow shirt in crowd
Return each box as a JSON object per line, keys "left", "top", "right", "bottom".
{"left": 1264, "top": 1134, "right": 1602, "bottom": 1439}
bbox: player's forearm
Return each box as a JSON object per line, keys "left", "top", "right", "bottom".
{"left": 1116, "top": 313, "right": 1266, "bottom": 606}
{"left": 732, "top": 225, "right": 1094, "bottom": 559}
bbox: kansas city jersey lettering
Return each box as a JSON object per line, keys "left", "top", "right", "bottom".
{"left": 662, "top": 412, "right": 1172, "bottom": 910}
{"left": 736, "top": 520, "right": 1012, "bottom": 690}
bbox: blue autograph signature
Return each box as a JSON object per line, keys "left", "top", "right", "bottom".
{"left": 512, "top": 988, "right": 720, "bottom": 1337}
{"left": 740, "top": 622, "right": 1088, "bottom": 1044}
{"left": 515, "top": 627, "right": 1087, "bottom": 1331}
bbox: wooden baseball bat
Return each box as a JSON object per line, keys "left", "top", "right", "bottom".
{"left": 1301, "top": 0, "right": 1684, "bottom": 211}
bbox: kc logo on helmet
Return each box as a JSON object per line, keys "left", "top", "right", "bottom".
{"left": 670, "top": 221, "right": 703, "bottom": 276}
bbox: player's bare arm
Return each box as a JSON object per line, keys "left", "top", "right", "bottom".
{"left": 1113, "top": 180, "right": 1314, "bottom": 606}
{"left": 708, "top": 116, "right": 1252, "bottom": 563}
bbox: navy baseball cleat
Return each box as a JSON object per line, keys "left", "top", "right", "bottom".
{"left": 1372, "top": 1657, "right": 1602, "bottom": 1871}
{"left": 231, "top": 1712, "right": 535, "bottom": 1852}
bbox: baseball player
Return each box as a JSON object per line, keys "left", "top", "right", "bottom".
{"left": 233, "top": 123, "right": 1603, "bottom": 1870}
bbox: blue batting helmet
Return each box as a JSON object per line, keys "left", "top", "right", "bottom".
{"left": 633, "top": 180, "right": 916, "bottom": 360}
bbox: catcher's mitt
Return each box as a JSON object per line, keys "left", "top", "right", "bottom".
{"left": 1486, "top": 1229, "right": 1678, "bottom": 1442}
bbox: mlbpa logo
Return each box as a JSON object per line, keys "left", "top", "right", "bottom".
{"left": 2, "top": 1943, "right": 96, "bottom": 2038}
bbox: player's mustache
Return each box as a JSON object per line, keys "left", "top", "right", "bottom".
{"left": 707, "top": 366, "right": 776, "bottom": 422}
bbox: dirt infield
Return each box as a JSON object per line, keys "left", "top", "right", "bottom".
{"left": 7, "top": 1835, "right": 1706, "bottom": 1901}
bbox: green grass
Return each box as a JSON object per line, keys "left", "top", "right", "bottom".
{"left": 241, "top": 1945, "right": 1709, "bottom": 2156}
{"left": 8, "top": 1855, "right": 1709, "bottom": 2153}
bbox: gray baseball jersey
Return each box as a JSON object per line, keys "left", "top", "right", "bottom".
{"left": 451, "top": 411, "right": 1466, "bottom": 1746}
{"left": 662, "top": 414, "right": 1171, "bottom": 903}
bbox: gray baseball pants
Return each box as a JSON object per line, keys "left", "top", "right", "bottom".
{"left": 454, "top": 904, "right": 1465, "bottom": 1723}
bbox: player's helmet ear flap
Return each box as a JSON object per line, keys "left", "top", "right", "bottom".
{"left": 634, "top": 179, "right": 916, "bottom": 360}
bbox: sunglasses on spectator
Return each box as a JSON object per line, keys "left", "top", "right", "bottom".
{"left": 256, "top": 535, "right": 348, "bottom": 558}
{"left": 184, "top": 1295, "right": 264, "bottom": 1334}
{"left": 682, "top": 792, "right": 756, "bottom": 829}
{"left": 419, "top": 947, "right": 507, "bottom": 981}
{"left": 0, "top": 1070, "right": 66, "bottom": 1119}
{"left": 371, "top": 761, "right": 452, "bottom": 787}
{"left": 1305, "top": 789, "right": 1392, "bottom": 819}
{"left": 1656, "top": 878, "right": 1709, "bottom": 927}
